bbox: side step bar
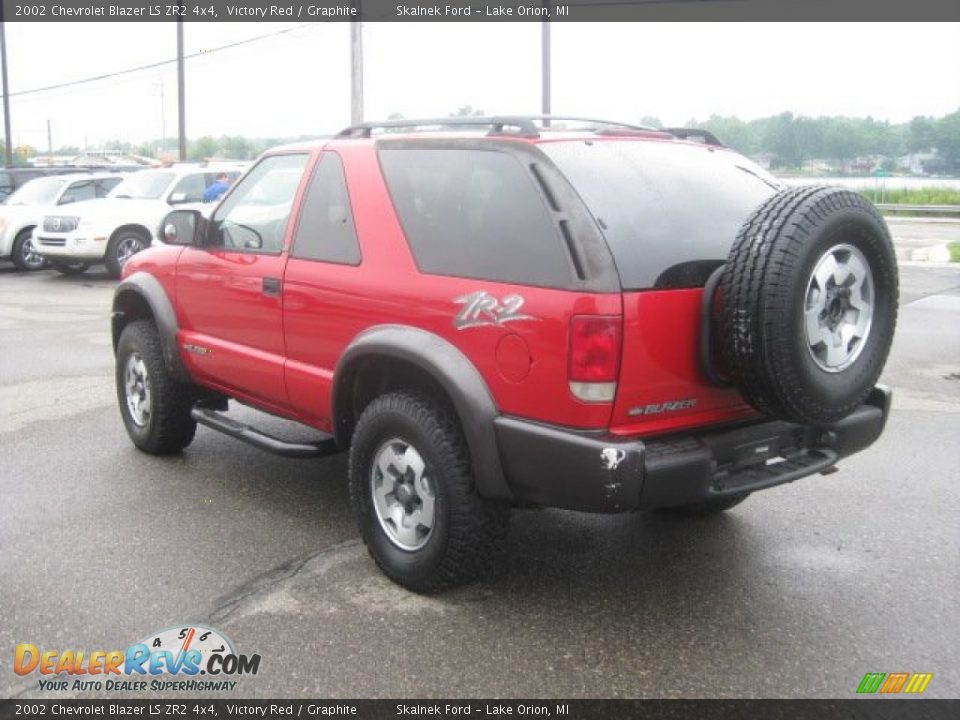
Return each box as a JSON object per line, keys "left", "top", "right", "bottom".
{"left": 191, "top": 407, "right": 340, "bottom": 459}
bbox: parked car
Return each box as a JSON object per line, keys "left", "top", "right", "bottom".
{"left": 111, "top": 116, "right": 897, "bottom": 592}
{"left": 33, "top": 163, "right": 245, "bottom": 277}
{"left": 0, "top": 173, "right": 123, "bottom": 271}
{"left": 0, "top": 166, "right": 99, "bottom": 204}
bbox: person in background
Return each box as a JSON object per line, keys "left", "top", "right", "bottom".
{"left": 203, "top": 173, "right": 232, "bottom": 203}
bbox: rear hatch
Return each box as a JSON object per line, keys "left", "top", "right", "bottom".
{"left": 540, "top": 137, "right": 782, "bottom": 436}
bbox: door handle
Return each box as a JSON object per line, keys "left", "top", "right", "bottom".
{"left": 262, "top": 277, "right": 281, "bottom": 297}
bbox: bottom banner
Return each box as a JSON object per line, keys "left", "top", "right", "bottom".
{"left": 1, "top": 699, "right": 958, "bottom": 720}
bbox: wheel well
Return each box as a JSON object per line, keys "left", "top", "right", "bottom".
{"left": 14, "top": 225, "right": 36, "bottom": 241}
{"left": 112, "top": 289, "right": 156, "bottom": 351}
{"left": 336, "top": 355, "right": 459, "bottom": 447}
{"left": 110, "top": 224, "right": 152, "bottom": 245}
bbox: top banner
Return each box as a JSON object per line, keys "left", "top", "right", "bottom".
{"left": 2, "top": 0, "right": 960, "bottom": 22}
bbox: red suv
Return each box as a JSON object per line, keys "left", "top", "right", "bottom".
{"left": 112, "top": 117, "right": 897, "bottom": 592}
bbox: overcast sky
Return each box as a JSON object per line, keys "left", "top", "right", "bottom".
{"left": 3, "top": 22, "right": 959, "bottom": 150}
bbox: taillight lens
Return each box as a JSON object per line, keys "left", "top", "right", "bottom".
{"left": 569, "top": 315, "right": 622, "bottom": 402}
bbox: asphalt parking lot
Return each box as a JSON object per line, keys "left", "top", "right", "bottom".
{"left": 1, "top": 261, "right": 958, "bottom": 699}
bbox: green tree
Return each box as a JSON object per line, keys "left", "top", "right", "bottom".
{"left": 219, "top": 135, "right": 252, "bottom": 160}
{"left": 190, "top": 135, "right": 218, "bottom": 160}
{"left": 934, "top": 110, "right": 960, "bottom": 172}
{"left": 450, "top": 105, "right": 484, "bottom": 117}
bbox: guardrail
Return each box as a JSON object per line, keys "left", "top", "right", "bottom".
{"left": 875, "top": 204, "right": 960, "bottom": 216}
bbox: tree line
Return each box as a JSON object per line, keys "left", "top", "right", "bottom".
{"left": 7, "top": 108, "right": 958, "bottom": 174}
{"left": 676, "top": 110, "right": 960, "bottom": 173}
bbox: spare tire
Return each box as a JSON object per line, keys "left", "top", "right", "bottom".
{"left": 717, "top": 186, "right": 898, "bottom": 425}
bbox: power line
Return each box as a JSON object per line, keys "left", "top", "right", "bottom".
{"left": 6, "top": 23, "right": 320, "bottom": 99}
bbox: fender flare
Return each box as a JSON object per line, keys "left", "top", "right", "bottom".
{"left": 332, "top": 325, "right": 512, "bottom": 502}
{"left": 112, "top": 271, "right": 190, "bottom": 382}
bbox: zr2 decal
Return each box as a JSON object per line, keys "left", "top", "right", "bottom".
{"left": 453, "top": 291, "right": 536, "bottom": 330}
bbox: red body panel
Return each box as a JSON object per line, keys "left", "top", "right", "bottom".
{"left": 609, "top": 290, "right": 755, "bottom": 436}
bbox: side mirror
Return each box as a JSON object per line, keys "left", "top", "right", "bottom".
{"left": 168, "top": 192, "right": 188, "bottom": 205}
{"left": 160, "top": 209, "right": 206, "bottom": 246}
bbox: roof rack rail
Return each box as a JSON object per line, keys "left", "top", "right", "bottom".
{"left": 336, "top": 115, "right": 659, "bottom": 140}
{"left": 661, "top": 127, "right": 725, "bottom": 147}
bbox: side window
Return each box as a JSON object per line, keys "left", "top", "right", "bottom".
{"left": 291, "top": 153, "right": 360, "bottom": 265}
{"left": 210, "top": 154, "right": 309, "bottom": 254}
{"left": 0, "top": 172, "right": 12, "bottom": 200}
{"left": 59, "top": 180, "right": 98, "bottom": 205}
{"left": 95, "top": 178, "right": 122, "bottom": 197}
{"left": 378, "top": 148, "right": 572, "bottom": 288}
{"left": 169, "top": 173, "right": 206, "bottom": 203}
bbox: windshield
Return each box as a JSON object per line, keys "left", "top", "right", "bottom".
{"left": 541, "top": 139, "right": 781, "bottom": 290}
{"left": 7, "top": 177, "right": 67, "bottom": 206}
{"left": 108, "top": 172, "right": 175, "bottom": 200}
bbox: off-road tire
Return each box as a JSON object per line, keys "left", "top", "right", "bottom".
{"left": 11, "top": 228, "right": 46, "bottom": 271}
{"left": 51, "top": 260, "right": 89, "bottom": 276}
{"left": 105, "top": 230, "right": 148, "bottom": 278}
{"left": 659, "top": 492, "right": 750, "bottom": 517}
{"left": 115, "top": 320, "right": 197, "bottom": 454}
{"left": 717, "top": 186, "right": 897, "bottom": 425}
{"left": 348, "top": 392, "right": 509, "bottom": 593}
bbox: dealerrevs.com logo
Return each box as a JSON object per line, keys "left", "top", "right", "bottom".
{"left": 14, "top": 625, "right": 261, "bottom": 692}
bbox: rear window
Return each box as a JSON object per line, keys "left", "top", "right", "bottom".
{"left": 379, "top": 148, "right": 574, "bottom": 288}
{"left": 541, "top": 140, "right": 780, "bottom": 290}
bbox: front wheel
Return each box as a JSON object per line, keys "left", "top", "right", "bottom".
{"left": 11, "top": 229, "right": 47, "bottom": 271}
{"left": 115, "top": 320, "right": 197, "bottom": 454}
{"left": 106, "top": 231, "right": 147, "bottom": 278}
{"left": 348, "top": 392, "right": 509, "bottom": 593}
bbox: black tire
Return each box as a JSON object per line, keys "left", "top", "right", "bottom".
{"left": 659, "top": 492, "right": 750, "bottom": 517}
{"left": 51, "top": 260, "right": 89, "bottom": 276}
{"left": 348, "top": 392, "right": 509, "bottom": 593}
{"left": 717, "top": 186, "right": 898, "bottom": 425}
{"left": 115, "top": 320, "right": 197, "bottom": 454}
{"left": 105, "top": 230, "right": 148, "bottom": 278}
{"left": 11, "top": 228, "right": 46, "bottom": 271}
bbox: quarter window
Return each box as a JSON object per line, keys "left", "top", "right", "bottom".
{"left": 291, "top": 153, "right": 360, "bottom": 265}
{"left": 378, "top": 148, "right": 573, "bottom": 288}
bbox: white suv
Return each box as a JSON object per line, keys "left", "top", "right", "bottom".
{"left": 33, "top": 163, "right": 245, "bottom": 277}
{"left": 0, "top": 173, "right": 123, "bottom": 271}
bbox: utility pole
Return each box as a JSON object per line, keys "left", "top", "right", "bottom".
{"left": 176, "top": 20, "right": 186, "bottom": 161}
{"left": 0, "top": 16, "right": 13, "bottom": 166}
{"left": 541, "top": 18, "right": 551, "bottom": 125}
{"left": 350, "top": 8, "right": 363, "bottom": 125}
{"left": 47, "top": 119, "right": 52, "bottom": 156}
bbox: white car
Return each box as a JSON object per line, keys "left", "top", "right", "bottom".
{"left": 33, "top": 163, "right": 245, "bottom": 277}
{"left": 0, "top": 173, "right": 123, "bottom": 271}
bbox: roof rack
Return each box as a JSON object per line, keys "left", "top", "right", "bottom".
{"left": 336, "top": 115, "right": 659, "bottom": 140}
{"left": 661, "top": 127, "right": 725, "bottom": 147}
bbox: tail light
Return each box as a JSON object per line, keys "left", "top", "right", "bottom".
{"left": 568, "top": 315, "right": 622, "bottom": 403}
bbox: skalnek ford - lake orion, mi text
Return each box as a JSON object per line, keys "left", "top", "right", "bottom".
{"left": 397, "top": 4, "right": 569, "bottom": 16}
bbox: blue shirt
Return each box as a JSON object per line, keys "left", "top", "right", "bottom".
{"left": 203, "top": 180, "right": 229, "bottom": 203}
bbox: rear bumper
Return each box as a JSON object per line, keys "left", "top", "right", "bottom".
{"left": 494, "top": 385, "right": 892, "bottom": 513}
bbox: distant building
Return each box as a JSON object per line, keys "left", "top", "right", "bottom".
{"left": 898, "top": 151, "right": 938, "bottom": 175}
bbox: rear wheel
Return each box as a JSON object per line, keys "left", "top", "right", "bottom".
{"left": 348, "top": 392, "right": 509, "bottom": 593}
{"left": 11, "top": 229, "right": 46, "bottom": 271}
{"left": 106, "top": 231, "right": 147, "bottom": 278}
{"left": 51, "top": 260, "right": 89, "bottom": 276}
{"left": 115, "top": 320, "right": 197, "bottom": 454}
